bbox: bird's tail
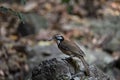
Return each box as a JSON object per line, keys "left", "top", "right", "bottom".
{"left": 78, "top": 56, "right": 90, "bottom": 76}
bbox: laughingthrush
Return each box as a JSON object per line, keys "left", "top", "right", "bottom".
{"left": 50, "top": 34, "right": 90, "bottom": 76}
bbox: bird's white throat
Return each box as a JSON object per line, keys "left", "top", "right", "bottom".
{"left": 57, "top": 40, "right": 61, "bottom": 45}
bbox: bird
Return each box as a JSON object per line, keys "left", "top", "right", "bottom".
{"left": 49, "top": 34, "right": 90, "bottom": 76}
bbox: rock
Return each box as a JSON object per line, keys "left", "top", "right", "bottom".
{"left": 102, "top": 31, "right": 120, "bottom": 52}
{"left": 24, "top": 13, "right": 48, "bottom": 32}
{"left": 27, "top": 57, "right": 114, "bottom": 80}
{"left": 86, "top": 49, "right": 114, "bottom": 66}
{"left": 32, "top": 58, "right": 72, "bottom": 80}
{"left": 102, "top": 39, "right": 120, "bottom": 53}
{"left": 27, "top": 44, "right": 62, "bottom": 69}
{"left": 17, "top": 13, "right": 48, "bottom": 37}
{"left": 84, "top": 16, "right": 120, "bottom": 53}
{"left": 17, "top": 22, "right": 35, "bottom": 37}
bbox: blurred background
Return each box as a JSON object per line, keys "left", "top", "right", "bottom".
{"left": 0, "top": 0, "right": 120, "bottom": 80}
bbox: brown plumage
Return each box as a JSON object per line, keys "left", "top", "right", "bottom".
{"left": 50, "top": 34, "right": 90, "bottom": 76}
{"left": 58, "top": 40, "right": 85, "bottom": 57}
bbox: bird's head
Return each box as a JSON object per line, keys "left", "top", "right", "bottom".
{"left": 53, "top": 34, "right": 64, "bottom": 41}
{"left": 49, "top": 34, "right": 64, "bottom": 44}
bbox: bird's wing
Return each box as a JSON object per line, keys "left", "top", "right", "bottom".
{"left": 60, "top": 40, "right": 85, "bottom": 56}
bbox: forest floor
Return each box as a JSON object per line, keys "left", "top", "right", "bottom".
{"left": 0, "top": 0, "right": 120, "bottom": 80}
